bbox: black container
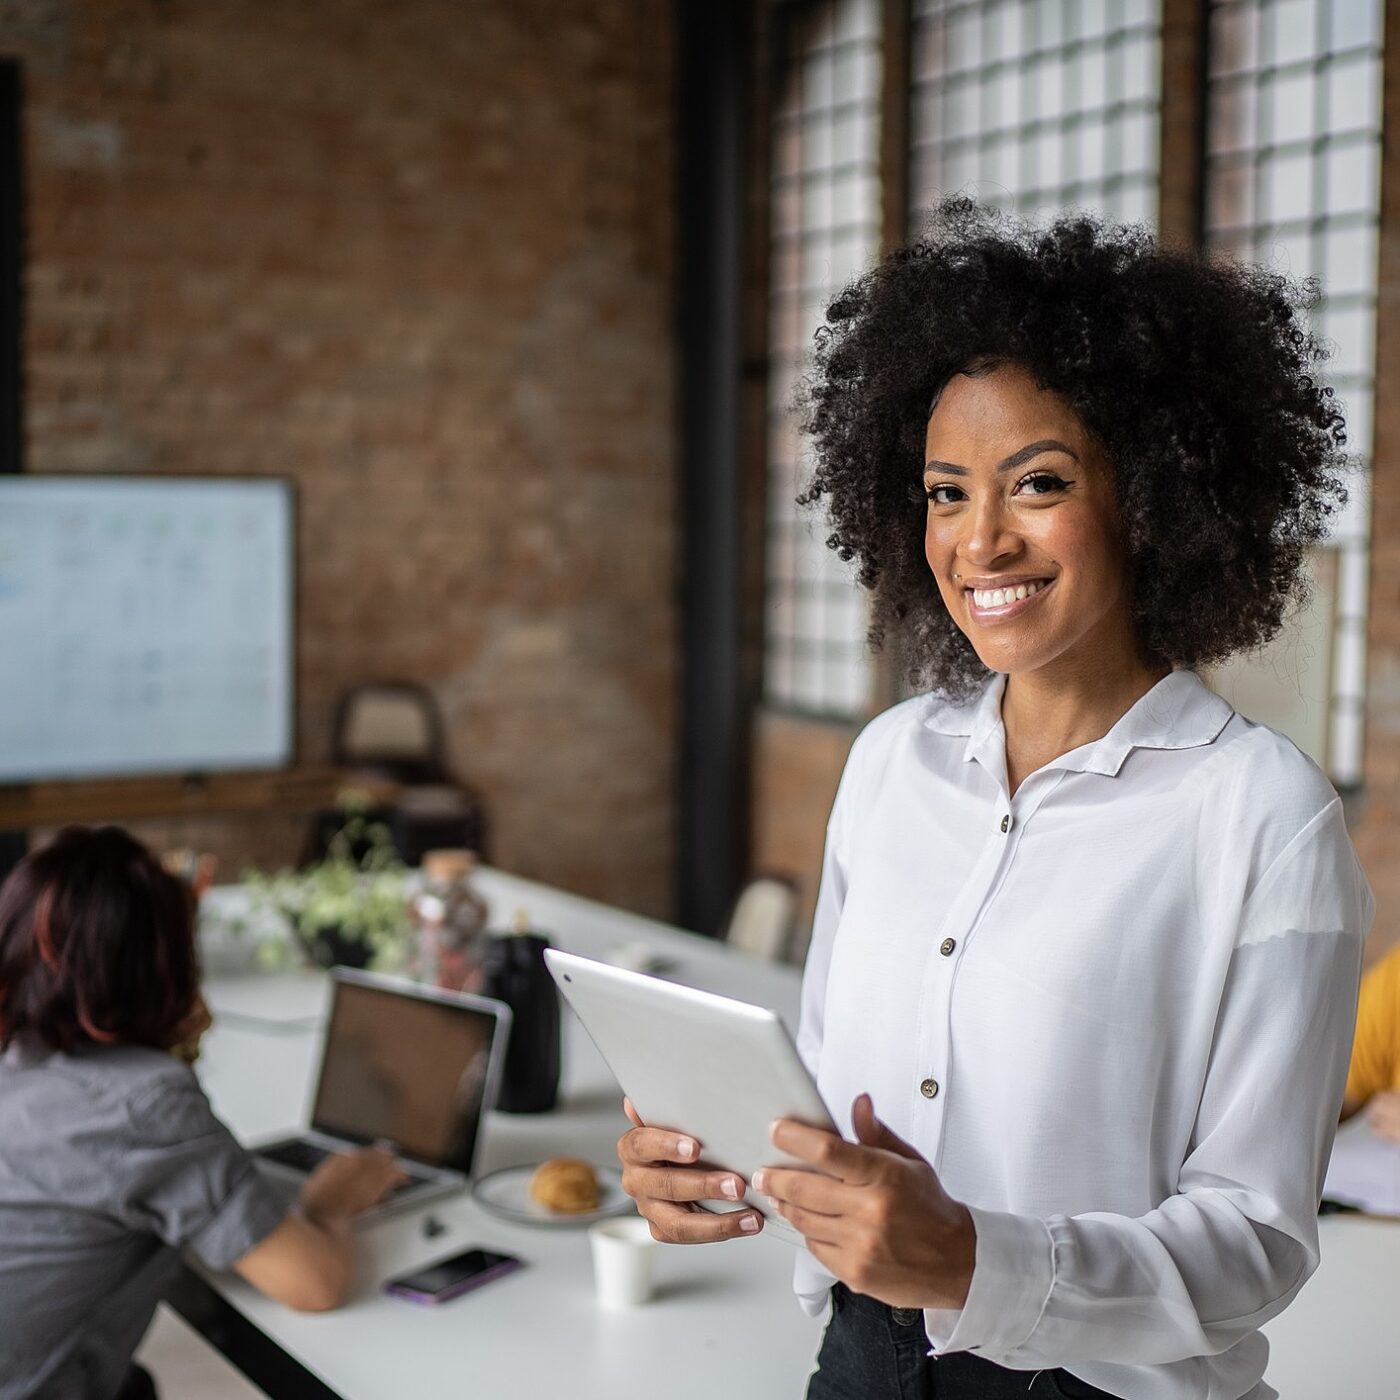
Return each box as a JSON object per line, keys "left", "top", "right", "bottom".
{"left": 479, "top": 929, "right": 561, "bottom": 1113}
{"left": 297, "top": 923, "right": 374, "bottom": 970}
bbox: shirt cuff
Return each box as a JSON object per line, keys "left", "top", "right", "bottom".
{"left": 923, "top": 1205, "right": 1055, "bottom": 1358}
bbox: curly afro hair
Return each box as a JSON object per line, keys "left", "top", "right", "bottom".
{"left": 797, "top": 197, "right": 1352, "bottom": 699}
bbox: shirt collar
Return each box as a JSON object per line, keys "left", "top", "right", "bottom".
{"left": 922, "top": 669, "right": 1234, "bottom": 780}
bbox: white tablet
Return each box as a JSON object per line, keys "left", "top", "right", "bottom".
{"left": 544, "top": 948, "right": 837, "bottom": 1245}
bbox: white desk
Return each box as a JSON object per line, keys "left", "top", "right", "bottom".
{"left": 1260, "top": 1214, "right": 1400, "bottom": 1398}
{"left": 182, "top": 870, "right": 825, "bottom": 1400}
{"left": 181, "top": 871, "right": 1400, "bottom": 1400}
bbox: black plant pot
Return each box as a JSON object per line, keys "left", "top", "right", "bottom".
{"left": 298, "top": 923, "right": 374, "bottom": 970}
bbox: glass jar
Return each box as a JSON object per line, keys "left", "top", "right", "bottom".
{"left": 409, "top": 849, "right": 490, "bottom": 991}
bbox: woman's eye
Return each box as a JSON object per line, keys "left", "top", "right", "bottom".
{"left": 1015, "top": 471, "right": 1069, "bottom": 497}
{"left": 924, "top": 484, "right": 964, "bottom": 507}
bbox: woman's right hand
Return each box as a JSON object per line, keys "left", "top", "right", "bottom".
{"left": 240, "top": 1146, "right": 405, "bottom": 1311}
{"left": 617, "top": 1098, "right": 763, "bottom": 1243}
{"left": 299, "top": 1146, "right": 407, "bottom": 1225}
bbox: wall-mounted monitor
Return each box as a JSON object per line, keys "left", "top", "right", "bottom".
{"left": 0, "top": 476, "right": 294, "bottom": 782}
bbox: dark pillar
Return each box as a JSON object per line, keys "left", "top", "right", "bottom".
{"left": 676, "top": 0, "right": 748, "bottom": 934}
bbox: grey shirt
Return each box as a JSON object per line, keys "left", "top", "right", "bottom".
{"left": 0, "top": 1035, "right": 285, "bottom": 1400}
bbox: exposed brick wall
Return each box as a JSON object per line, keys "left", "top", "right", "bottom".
{"left": 3, "top": 0, "right": 679, "bottom": 917}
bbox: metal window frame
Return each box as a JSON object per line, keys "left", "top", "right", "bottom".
{"left": 760, "top": 0, "right": 886, "bottom": 723}
{"left": 1202, "top": 0, "right": 1384, "bottom": 790}
{"left": 906, "top": 0, "right": 1165, "bottom": 227}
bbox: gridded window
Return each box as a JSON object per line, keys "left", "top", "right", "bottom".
{"left": 764, "top": 0, "right": 883, "bottom": 717}
{"left": 908, "top": 0, "right": 1162, "bottom": 226}
{"left": 1204, "top": 0, "right": 1384, "bottom": 787}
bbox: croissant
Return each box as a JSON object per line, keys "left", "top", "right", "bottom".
{"left": 529, "top": 1157, "right": 601, "bottom": 1213}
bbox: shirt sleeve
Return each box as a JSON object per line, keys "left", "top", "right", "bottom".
{"left": 925, "top": 797, "right": 1371, "bottom": 1369}
{"left": 1344, "top": 940, "right": 1400, "bottom": 1108}
{"left": 116, "top": 1070, "right": 288, "bottom": 1272}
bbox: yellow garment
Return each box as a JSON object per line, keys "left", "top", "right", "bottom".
{"left": 1346, "top": 940, "right": 1400, "bottom": 1106}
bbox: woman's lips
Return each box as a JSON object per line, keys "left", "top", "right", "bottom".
{"left": 965, "top": 577, "right": 1055, "bottom": 624}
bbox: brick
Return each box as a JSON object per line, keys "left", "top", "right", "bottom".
{"left": 13, "top": 0, "right": 679, "bottom": 919}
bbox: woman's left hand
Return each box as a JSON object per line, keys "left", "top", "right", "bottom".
{"left": 1366, "top": 1089, "right": 1400, "bottom": 1146}
{"left": 753, "top": 1092, "right": 976, "bottom": 1311}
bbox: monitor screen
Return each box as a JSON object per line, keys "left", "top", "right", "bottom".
{"left": 311, "top": 978, "right": 502, "bottom": 1172}
{"left": 0, "top": 476, "right": 294, "bottom": 781}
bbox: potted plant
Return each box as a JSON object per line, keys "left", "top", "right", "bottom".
{"left": 244, "top": 802, "right": 413, "bottom": 971}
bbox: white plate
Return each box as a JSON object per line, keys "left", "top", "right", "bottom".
{"left": 472, "top": 1163, "right": 634, "bottom": 1228}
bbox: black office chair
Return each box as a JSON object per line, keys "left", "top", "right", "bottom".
{"left": 305, "top": 682, "right": 488, "bottom": 866}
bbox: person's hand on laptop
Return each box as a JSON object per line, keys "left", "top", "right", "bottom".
{"left": 617, "top": 1098, "right": 764, "bottom": 1242}
{"left": 234, "top": 1147, "right": 409, "bottom": 1312}
{"left": 300, "top": 1147, "right": 408, "bottom": 1225}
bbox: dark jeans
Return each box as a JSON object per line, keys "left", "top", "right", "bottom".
{"left": 806, "top": 1285, "right": 1113, "bottom": 1400}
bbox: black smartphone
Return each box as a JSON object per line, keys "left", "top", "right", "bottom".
{"left": 383, "top": 1247, "right": 524, "bottom": 1305}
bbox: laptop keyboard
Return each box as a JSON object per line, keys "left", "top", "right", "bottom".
{"left": 257, "top": 1139, "right": 333, "bottom": 1174}
{"left": 256, "top": 1139, "right": 433, "bottom": 1198}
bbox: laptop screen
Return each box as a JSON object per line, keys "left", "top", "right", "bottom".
{"left": 310, "top": 977, "right": 502, "bottom": 1172}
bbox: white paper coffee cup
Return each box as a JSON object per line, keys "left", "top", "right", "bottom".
{"left": 590, "top": 1215, "right": 658, "bottom": 1307}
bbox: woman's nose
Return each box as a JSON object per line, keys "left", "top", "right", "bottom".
{"left": 958, "top": 496, "right": 1020, "bottom": 566}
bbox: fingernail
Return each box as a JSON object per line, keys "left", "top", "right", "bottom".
{"left": 751, "top": 1169, "right": 768, "bottom": 1192}
{"left": 740, "top": 1214, "right": 761, "bottom": 1233}
{"left": 721, "top": 1177, "right": 740, "bottom": 1199}
{"left": 676, "top": 1137, "right": 697, "bottom": 1160}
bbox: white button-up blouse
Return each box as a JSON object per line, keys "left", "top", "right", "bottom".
{"left": 793, "top": 670, "right": 1373, "bottom": 1400}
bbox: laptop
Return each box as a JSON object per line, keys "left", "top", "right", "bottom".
{"left": 252, "top": 969, "right": 512, "bottom": 1218}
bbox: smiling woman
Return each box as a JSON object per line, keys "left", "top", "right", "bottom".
{"left": 799, "top": 197, "right": 1349, "bottom": 705}
{"left": 618, "top": 198, "right": 1373, "bottom": 1400}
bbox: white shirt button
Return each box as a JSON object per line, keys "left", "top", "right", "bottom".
{"left": 920, "top": 1077, "right": 939, "bottom": 1099}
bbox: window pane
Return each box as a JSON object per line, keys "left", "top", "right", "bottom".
{"left": 1327, "top": 54, "right": 1381, "bottom": 134}
{"left": 1326, "top": 139, "right": 1381, "bottom": 218}
{"left": 1212, "top": 5, "right": 1260, "bottom": 75}
{"left": 1260, "top": 150, "right": 1313, "bottom": 223}
{"left": 1208, "top": 156, "right": 1255, "bottom": 229}
{"left": 1329, "top": 0, "right": 1382, "bottom": 50}
{"left": 1266, "top": 68, "right": 1315, "bottom": 146}
{"left": 1265, "top": 0, "right": 1318, "bottom": 66}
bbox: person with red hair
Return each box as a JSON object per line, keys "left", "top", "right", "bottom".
{"left": 0, "top": 826, "right": 403, "bottom": 1400}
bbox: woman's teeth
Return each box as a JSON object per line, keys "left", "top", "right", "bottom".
{"left": 971, "top": 580, "right": 1046, "bottom": 608}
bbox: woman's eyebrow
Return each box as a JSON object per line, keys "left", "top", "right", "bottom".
{"left": 923, "top": 439, "right": 1080, "bottom": 478}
